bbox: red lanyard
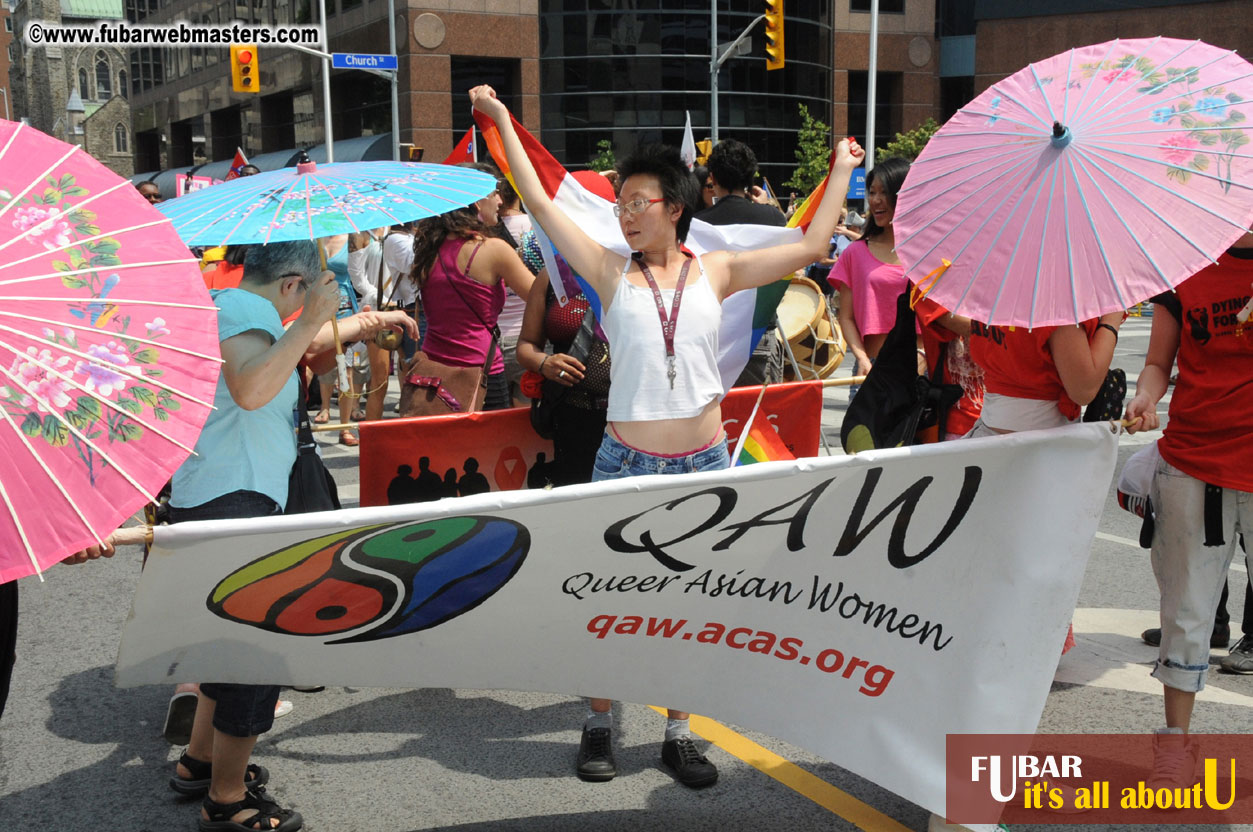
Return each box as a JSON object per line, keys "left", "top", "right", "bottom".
{"left": 635, "top": 255, "right": 692, "bottom": 390}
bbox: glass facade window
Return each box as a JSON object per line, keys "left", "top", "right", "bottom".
{"left": 539, "top": 0, "right": 832, "bottom": 186}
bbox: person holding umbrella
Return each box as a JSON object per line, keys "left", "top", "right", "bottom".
{"left": 163, "top": 240, "right": 414, "bottom": 832}
{"left": 471, "top": 83, "right": 862, "bottom": 787}
{"left": 1123, "top": 230, "right": 1253, "bottom": 786}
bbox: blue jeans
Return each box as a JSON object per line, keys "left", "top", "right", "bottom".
{"left": 168, "top": 490, "right": 283, "bottom": 738}
{"left": 591, "top": 430, "right": 729, "bottom": 481}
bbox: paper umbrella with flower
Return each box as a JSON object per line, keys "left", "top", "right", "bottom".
{"left": 0, "top": 119, "right": 220, "bottom": 582}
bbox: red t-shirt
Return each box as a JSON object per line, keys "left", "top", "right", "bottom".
{"left": 914, "top": 297, "right": 983, "bottom": 436}
{"left": 203, "top": 261, "right": 244, "bottom": 291}
{"left": 968, "top": 320, "right": 1097, "bottom": 420}
{"left": 1157, "top": 253, "right": 1253, "bottom": 492}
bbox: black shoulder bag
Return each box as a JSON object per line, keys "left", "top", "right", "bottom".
{"left": 286, "top": 371, "right": 341, "bottom": 514}
{"left": 530, "top": 305, "right": 597, "bottom": 439}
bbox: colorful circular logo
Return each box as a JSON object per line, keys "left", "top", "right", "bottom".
{"left": 207, "top": 516, "right": 530, "bottom": 643}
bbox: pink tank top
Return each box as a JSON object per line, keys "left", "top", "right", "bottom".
{"left": 420, "top": 237, "right": 505, "bottom": 373}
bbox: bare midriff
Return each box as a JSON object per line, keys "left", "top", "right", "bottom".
{"left": 609, "top": 399, "right": 725, "bottom": 456}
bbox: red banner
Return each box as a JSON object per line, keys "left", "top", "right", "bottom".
{"left": 359, "top": 381, "right": 824, "bottom": 507}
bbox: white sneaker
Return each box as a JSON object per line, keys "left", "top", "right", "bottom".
{"left": 274, "top": 699, "right": 294, "bottom": 719}
{"left": 1148, "top": 728, "right": 1200, "bottom": 789}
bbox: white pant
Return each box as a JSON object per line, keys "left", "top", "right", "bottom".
{"left": 1150, "top": 457, "right": 1253, "bottom": 692}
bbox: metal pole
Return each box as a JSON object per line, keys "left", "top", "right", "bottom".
{"left": 710, "top": 0, "right": 718, "bottom": 144}
{"left": 319, "top": 0, "right": 334, "bottom": 162}
{"left": 388, "top": 0, "right": 400, "bottom": 161}
{"left": 865, "top": 0, "right": 879, "bottom": 172}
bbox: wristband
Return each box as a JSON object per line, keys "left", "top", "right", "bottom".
{"left": 1096, "top": 322, "right": 1119, "bottom": 343}
{"left": 538, "top": 355, "right": 550, "bottom": 375}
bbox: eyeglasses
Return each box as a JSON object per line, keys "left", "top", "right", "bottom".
{"left": 613, "top": 197, "right": 666, "bottom": 217}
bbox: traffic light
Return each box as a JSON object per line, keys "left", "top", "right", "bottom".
{"left": 230, "top": 45, "right": 259, "bottom": 94}
{"left": 764, "top": 0, "right": 784, "bottom": 71}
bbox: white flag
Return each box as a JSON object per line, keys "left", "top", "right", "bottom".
{"left": 680, "top": 110, "right": 697, "bottom": 170}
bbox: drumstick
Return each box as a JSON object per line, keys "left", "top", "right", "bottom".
{"left": 821, "top": 375, "right": 866, "bottom": 387}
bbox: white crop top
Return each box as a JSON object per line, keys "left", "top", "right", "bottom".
{"left": 601, "top": 253, "right": 725, "bottom": 421}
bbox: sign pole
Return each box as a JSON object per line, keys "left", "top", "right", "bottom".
{"left": 320, "top": 0, "right": 335, "bottom": 163}
{"left": 388, "top": 0, "right": 400, "bottom": 162}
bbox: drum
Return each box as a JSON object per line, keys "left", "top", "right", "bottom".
{"left": 778, "top": 276, "right": 845, "bottom": 381}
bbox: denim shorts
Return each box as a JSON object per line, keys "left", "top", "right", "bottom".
{"left": 592, "top": 430, "right": 730, "bottom": 481}
{"left": 168, "top": 490, "right": 283, "bottom": 738}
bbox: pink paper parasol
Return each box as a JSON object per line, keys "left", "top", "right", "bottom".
{"left": 0, "top": 120, "right": 219, "bottom": 582}
{"left": 894, "top": 37, "right": 1253, "bottom": 327}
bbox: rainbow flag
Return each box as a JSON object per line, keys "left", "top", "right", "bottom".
{"left": 474, "top": 110, "right": 840, "bottom": 392}
{"left": 730, "top": 385, "right": 795, "bottom": 466}
{"left": 737, "top": 419, "right": 794, "bottom": 466}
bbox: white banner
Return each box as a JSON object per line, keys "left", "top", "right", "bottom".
{"left": 117, "top": 423, "right": 1118, "bottom": 819}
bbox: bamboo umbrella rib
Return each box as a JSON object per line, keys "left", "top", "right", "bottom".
{"left": 170, "top": 180, "right": 299, "bottom": 241}
{"left": 896, "top": 145, "right": 1037, "bottom": 250}
{"left": 1071, "top": 36, "right": 1163, "bottom": 126}
{"left": 3, "top": 296, "right": 219, "bottom": 312}
{"left": 0, "top": 362, "right": 158, "bottom": 503}
{"left": 304, "top": 172, "right": 364, "bottom": 235}
{"left": 0, "top": 180, "right": 132, "bottom": 254}
{"left": 0, "top": 333, "right": 200, "bottom": 454}
{"left": 161, "top": 177, "right": 286, "bottom": 228}
{"left": 1082, "top": 125, "right": 1253, "bottom": 135}
{"left": 0, "top": 258, "right": 204, "bottom": 287}
{"left": 0, "top": 322, "right": 218, "bottom": 409}
{"left": 1026, "top": 164, "right": 1063, "bottom": 329}
{"left": 1061, "top": 154, "right": 1127, "bottom": 311}
{"left": 1065, "top": 40, "right": 1123, "bottom": 130}
{"left": 0, "top": 464, "right": 42, "bottom": 580}
{"left": 0, "top": 309, "right": 223, "bottom": 362}
{"left": 947, "top": 156, "right": 1052, "bottom": 316}
{"left": 1061, "top": 161, "right": 1081, "bottom": 323}
{"left": 1072, "top": 149, "right": 1207, "bottom": 289}
{"left": 984, "top": 159, "right": 1056, "bottom": 322}
{"left": 1084, "top": 49, "right": 1242, "bottom": 134}
{"left": 0, "top": 403, "right": 108, "bottom": 552}
{"left": 262, "top": 175, "right": 315, "bottom": 247}
{"left": 0, "top": 220, "right": 186, "bottom": 273}
{"left": 1061, "top": 48, "right": 1075, "bottom": 136}
{"left": 950, "top": 112, "right": 1049, "bottom": 133}
{"left": 0, "top": 145, "right": 80, "bottom": 224}
{"left": 318, "top": 177, "right": 411, "bottom": 228}
{"left": 898, "top": 149, "right": 1041, "bottom": 273}
{"left": 1075, "top": 38, "right": 1201, "bottom": 130}
{"left": 1085, "top": 139, "right": 1253, "bottom": 164}
{"left": 0, "top": 121, "right": 25, "bottom": 173}
{"left": 1078, "top": 145, "right": 1253, "bottom": 227}
{"left": 904, "top": 138, "right": 1039, "bottom": 175}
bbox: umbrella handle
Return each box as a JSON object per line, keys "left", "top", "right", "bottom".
{"left": 316, "top": 236, "right": 347, "bottom": 360}
{"left": 111, "top": 526, "right": 154, "bottom": 546}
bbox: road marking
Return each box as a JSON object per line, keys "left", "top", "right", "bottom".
{"left": 650, "top": 706, "right": 912, "bottom": 831}
{"left": 1061, "top": 608, "right": 1253, "bottom": 709}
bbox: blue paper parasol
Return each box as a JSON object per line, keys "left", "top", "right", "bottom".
{"left": 156, "top": 158, "right": 498, "bottom": 246}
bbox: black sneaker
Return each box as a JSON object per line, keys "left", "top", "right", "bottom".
{"left": 1141, "top": 624, "right": 1230, "bottom": 649}
{"left": 576, "top": 726, "right": 616, "bottom": 782}
{"left": 661, "top": 736, "right": 718, "bottom": 788}
{"left": 1219, "top": 634, "right": 1253, "bottom": 674}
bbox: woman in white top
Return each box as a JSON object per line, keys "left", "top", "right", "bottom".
{"left": 471, "top": 84, "right": 862, "bottom": 788}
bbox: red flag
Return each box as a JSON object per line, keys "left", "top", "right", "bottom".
{"left": 223, "top": 147, "right": 249, "bottom": 181}
{"left": 441, "top": 126, "right": 477, "bottom": 165}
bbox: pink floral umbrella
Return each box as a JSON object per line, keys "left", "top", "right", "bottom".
{"left": 894, "top": 37, "right": 1253, "bottom": 327}
{"left": 0, "top": 119, "right": 219, "bottom": 582}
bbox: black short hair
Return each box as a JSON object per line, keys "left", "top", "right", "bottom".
{"left": 616, "top": 143, "right": 699, "bottom": 243}
{"left": 706, "top": 139, "right": 757, "bottom": 193}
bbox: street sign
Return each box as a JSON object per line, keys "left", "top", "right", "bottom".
{"left": 848, "top": 168, "right": 866, "bottom": 200}
{"left": 331, "top": 53, "right": 398, "bottom": 71}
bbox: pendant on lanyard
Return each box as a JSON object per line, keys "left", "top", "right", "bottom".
{"left": 636, "top": 255, "right": 692, "bottom": 390}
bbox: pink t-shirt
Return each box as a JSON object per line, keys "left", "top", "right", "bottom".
{"left": 420, "top": 237, "right": 505, "bottom": 373}
{"left": 827, "top": 240, "right": 918, "bottom": 336}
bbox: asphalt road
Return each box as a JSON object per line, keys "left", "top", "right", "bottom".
{"left": 2, "top": 316, "right": 1251, "bottom": 832}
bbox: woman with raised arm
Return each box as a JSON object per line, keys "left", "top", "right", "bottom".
{"left": 471, "top": 84, "right": 863, "bottom": 789}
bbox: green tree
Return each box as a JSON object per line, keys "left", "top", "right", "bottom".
{"left": 881, "top": 117, "right": 940, "bottom": 161}
{"left": 588, "top": 139, "right": 616, "bottom": 172}
{"left": 784, "top": 103, "right": 831, "bottom": 194}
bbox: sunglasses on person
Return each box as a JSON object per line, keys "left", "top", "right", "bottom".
{"left": 613, "top": 197, "right": 666, "bottom": 217}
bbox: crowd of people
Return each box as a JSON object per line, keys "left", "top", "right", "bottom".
{"left": 4, "top": 89, "right": 1248, "bottom": 832}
